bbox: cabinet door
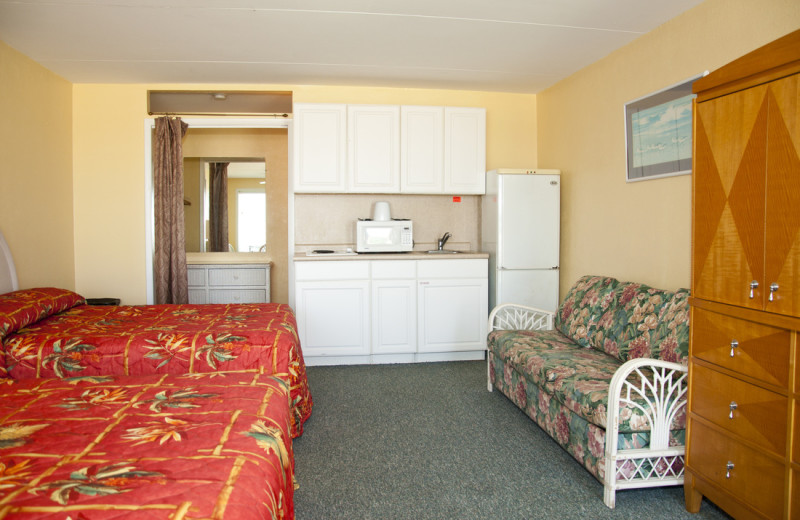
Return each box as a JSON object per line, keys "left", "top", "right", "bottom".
{"left": 347, "top": 105, "right": 400, "bottom": 192}
{"left": 295, "top": 280, "right": 370, "bottom": 357}
{"left": 372, "top": 279, "right": 417, "bottom": 354}
{"left": 444, "top": 107, "right": 486, "bottom": 194}
{"left": 293, "top": 103, "right": 347, "bottom": 192}
{"left": 693, "top": 84, "right": 768, "bottom": 309}
{"left": 764, "top": 74, "right": 800, "bottom": 317}
{"left": 694, "top": 74, "right": 800, "bottom": 317}
{"left": 417, "top": 278, "right": 488, "bottom": 352}
{"left": 401, "top": 105, "right": 444, "bottom": 193}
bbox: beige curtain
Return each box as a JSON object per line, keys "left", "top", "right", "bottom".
{"left": 153, "top": 116, "right": 189, "bottom": 304}
{"left": 208, "top": 162, "right": 229, "bottom": 252}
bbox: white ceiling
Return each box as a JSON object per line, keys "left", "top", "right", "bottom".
{"left": 0, "top": 0, "right": 705, "bottom": 94}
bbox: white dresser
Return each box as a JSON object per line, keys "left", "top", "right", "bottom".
{"left": 187, "top": 263, "right": 271, "bottom": 304}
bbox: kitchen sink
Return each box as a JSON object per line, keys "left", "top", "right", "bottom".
{"left": 425, "top": 250, "right": 461, "bottom": 254}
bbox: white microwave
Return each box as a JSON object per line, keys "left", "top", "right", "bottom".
{"left": 356, "top": 220, "right": 413, "bottom": 253}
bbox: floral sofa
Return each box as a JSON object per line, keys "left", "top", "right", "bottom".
{"left": 486, "top": 275, "right": 690, "bottom": 508}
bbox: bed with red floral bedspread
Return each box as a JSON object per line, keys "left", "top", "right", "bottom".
{"left": 0, "top": 288, "right": 312, "bottom": 438}
{"left": 0, "top": 370, "right": 295, "bottom": 519}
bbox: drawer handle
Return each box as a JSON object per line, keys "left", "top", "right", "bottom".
{"left": 726, "top": 461, "right": 734, "bottom": 479}
{"left": 769, "top": 282, "right": 779, "bottom": 302}
{"left": 728, "top": 401, "right": 737, "bottom": 419}
{"left": 749, "top": 280, "right": 759, "bottom": 299}
{"left": 729, "top": 339, "right": 738, "bottom": 357}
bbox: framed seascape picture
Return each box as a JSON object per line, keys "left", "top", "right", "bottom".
{"left": 624, "top": 73, "right": 705, "bottom": 182}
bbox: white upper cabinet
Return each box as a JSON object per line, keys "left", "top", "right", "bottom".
{"left": 347, "top": 105, "right": 401, "bottom": 193}
{"left": 293, "top": 103, "right": 347, "bottom": 193}
{"left": 444, "top": 107, "right": 486, "bottom": 194}
{"left": 401, "top": 106, "right": 444, "bottom": 193}
{"left": 293, "top": 103, "right": 485, "bottom": 194}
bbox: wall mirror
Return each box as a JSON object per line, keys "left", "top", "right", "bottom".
{"left": 183, "top": 158, "right": 266, "bottom": 252}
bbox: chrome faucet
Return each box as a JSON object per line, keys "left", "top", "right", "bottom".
{"left": 438, "top": 232, "right": 452, "bottom": 251}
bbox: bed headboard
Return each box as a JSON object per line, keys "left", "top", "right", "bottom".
{"left": 0, "top": 230, "right": 19, "bottom": 294}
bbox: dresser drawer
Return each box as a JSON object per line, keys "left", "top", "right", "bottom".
{"left": 690, "top": 364, "right": 787, "bottom": 455}
{"left": 187, "top": 268, "right": 206, "bottom": 287}
{"left": 795, "top": 402, "right": 800, "bottom": 464}
{"left": 691, "top": 307, "right": 791, "bottom": 386}
{"left": 792, "top": 466, "right": 800, "bottom": 519}
{"left": 208, "top": 267, "right": 267, "bottom": 286}
{"left": 209, "top": 289, "right": 267, "bottom": 304}
{"left": 688, "top": 420, "right": 785, "bottom": 519}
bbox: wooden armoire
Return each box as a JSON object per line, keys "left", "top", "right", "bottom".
{"left": 685, "top": 30, "right": 800, "bottom": 519}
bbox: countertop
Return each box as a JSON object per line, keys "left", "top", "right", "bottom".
{"left": 294, "top": 251, "right": 489, "bottom": 261}
{"left": 186, "top": 252, "right": 272, "bottom": 265}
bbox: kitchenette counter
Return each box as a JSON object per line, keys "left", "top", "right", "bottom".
{"left": 294, "top": 251, "right": 489, "bottom": 261}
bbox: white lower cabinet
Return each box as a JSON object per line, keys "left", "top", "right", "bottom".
{"left": 372, "top": 261, "right": 417, "bottom": 354}
{"left": 417, "top": 259, "right": 488, "bottom": 353}
{"left": 295, "top": 258, "right": 487, "bottom": 365}
{"left": 294, "top": 261, "right": 370, "bottom": 358}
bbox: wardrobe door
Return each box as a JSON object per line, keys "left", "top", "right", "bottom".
{"left": 764, "top": 74, "right": 800, "bottom": 318}
{"left": 693, "top": 83, "right": 769, "bottom": 309}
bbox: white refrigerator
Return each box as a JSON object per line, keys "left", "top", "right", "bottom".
{"left": 482, "top": 169, "right": 561, "bottom": 313}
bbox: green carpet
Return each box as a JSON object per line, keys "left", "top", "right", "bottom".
{"left": 292, "top": 361, "right": 729, "bottom": 519}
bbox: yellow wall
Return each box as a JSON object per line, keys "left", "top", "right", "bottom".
{"left": 72, "top": 84, "right": 537, "bottom": 304}
{"left": 0, "top": 41, "right": 75, "bottom": 290}
{"left": 182, "top": 157, "right": 203, "bottom": 252}
{"left": 537, "top": 0, "right": 800, "bottom": 294}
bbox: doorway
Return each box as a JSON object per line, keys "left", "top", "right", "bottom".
{"left": 144, "top": 118, "right": 293, "bottom": 304}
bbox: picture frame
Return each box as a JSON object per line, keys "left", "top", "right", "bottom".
{"left": 624, "top": 73, "right": 706, "bottom": 182}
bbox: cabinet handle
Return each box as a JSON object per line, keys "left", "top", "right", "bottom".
{"left": 769, "top": 282, "right": 779, "bottom": 302}
{"left": 749, "top": 280, "right": 759, "bottom": 299}
{"left": 729, "top": 339, "right": 738, "bottom": 357}
{"left": 728, "top": 401, "right": 737, "bottom": 419}
{"left": 726, "top": 461, "right": 734, "bottom": 479}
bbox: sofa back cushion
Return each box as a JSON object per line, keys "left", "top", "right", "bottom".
{"left": 651, "top": 288, "right": 691, "bottom": 364}
{"left": 555, "top": 276, "right": 690, "bottom": 365}
{"left": 555, "top": 275, "right": 619, "bottom": 349}
{"left": 594, "top": 282, "right": 690, "bottom": 364}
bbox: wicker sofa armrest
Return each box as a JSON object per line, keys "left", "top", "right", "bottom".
{"left": 603, "top": 358, "right": 688, "bottom": 508}
{"left": 486, "top": 303, "right": 555, "bottom": 391}
{"left": 487, "top": 303, "right": 555, "bottom": 333}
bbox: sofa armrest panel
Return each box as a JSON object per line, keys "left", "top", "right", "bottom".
{"left": 606, "top": 358, "right": 688, "bottom": 447}
{"left": 488, "top": 303, "right": 554, "bottom": 333}
{"left": 602, "top": 358, "right": 688, "bottom": 507}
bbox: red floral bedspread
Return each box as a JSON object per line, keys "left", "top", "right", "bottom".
{"left": 0, "top": 371, "right": 294, "bottom": 519}
{"left": 0, "top": 289, "right": 312, "bottom": 437}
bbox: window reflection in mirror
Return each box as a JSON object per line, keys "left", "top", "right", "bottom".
{"left": 183, "top": 158, "right": 266, "bottom": 252}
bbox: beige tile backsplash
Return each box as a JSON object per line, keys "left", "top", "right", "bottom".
{"left": 294, "top": 194, "right": 481, "bottom": 252}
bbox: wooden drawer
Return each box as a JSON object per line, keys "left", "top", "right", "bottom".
{"left": 690, "top": 364, "right": 787, "bottom": 455}
{"left": 691, "top": 307, "right": 791, "bottom": 387}
{"left": 792, "top": 466, "right": 800, "bottom": 519}
{"left": 795, "top": 402, "right": 800, "bottom": 464}
{"left": 688, "top": 420, "right": 785, "bottom": 519}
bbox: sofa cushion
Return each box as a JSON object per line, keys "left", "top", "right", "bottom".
{"left": 651, "top": 288, "right": 690, "bottom": 364}
{"left": 592, "top": 282, "right": 689, "bottom": 364}
{"left": 555, "top": 275, "right": 619, "bottom": 349}
{"left": 488, "top": 328, "right": 687, "bottom": 433}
